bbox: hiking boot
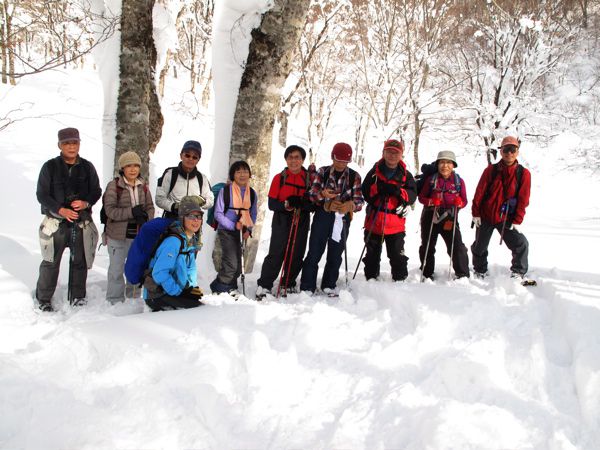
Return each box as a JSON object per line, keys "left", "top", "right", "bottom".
{"left": 71, "top": 298, "right": 87, "bottom": 307}
{"left": 473, "top": 271, "right": 488, "bottom": 280}
{"left": 255, "top": 286, "right": 270, "bottom": 301}
{"left": 322, "top": 287, "right": 339, "bottom": 297}
{"left": 38, "top": 301, "right": 54, "bottom": 312}
{"left": 510, "top": 272, "right": 524, "bottom": 280}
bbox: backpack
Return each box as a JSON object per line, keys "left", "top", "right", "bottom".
{"left": 124, "top": 218, "right": 183, "bottom": 285}
{"left": 158, "top": 167, "right": 203, "bottom": 195}
{"left": 415, "top": 161, "right": 438, "bottom": 195}
{"left": 206, "top": 183, "right": 257, "bottom": 230}
{"left": 278, "top": 167, "right": 311, "bottom": 191}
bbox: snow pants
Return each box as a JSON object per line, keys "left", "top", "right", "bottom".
{"left": 106, "top": 237, "right": 140, "bottom": 303}
{"left": 471, "top": 220, "right": 528, "bottom": 275}
{"left": 145, "top": 293, "right": 202, "bottom": 311}
{"left": 257, "top": 210, "right": 310, "bottom": 291}
{"left": 419, "top": 209, "right": 470, "bottom": 279}
{"left": 210, "top": 229, "right": 243, "bottom": 293}
{"left": 36, "top": 220, "right": 87, "bottom": 303}
{"left": 300, "top": 209, "right": 350, "bottom": 293}
{"left": 363, "top": 231, "right": 409, "bottom": 281}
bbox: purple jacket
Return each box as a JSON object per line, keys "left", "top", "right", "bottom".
{"left": 214, "top": 184, "right": 258, "bottom": 231}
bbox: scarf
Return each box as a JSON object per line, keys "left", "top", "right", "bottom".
{"left": 232, "top": 183, "right": 254, "bottom": 228}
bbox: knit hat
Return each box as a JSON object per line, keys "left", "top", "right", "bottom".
{"left": 284, "top": 144, "right": 307, "bottom": 160}
{"left": 118, "top": 151, "right": 142, "bottom": 169}
{"left": 383, "top": 139, "right": 404, "bottom": 153}
{"left": 501, "top": 136, "right": 520, "bottom": 148}
{"left": 331, "top": 142, "right": 352, "bottom": 162}
{"left": 179, "top": 196, "right": 205, "bottom": 218}
{"left": 58, "top": 127, "right": 80, "bottom": 144}
{"left": 181, "top": 140, "right": 202, "bottom": 156}
{"left": 436, "top": 150, "right": 457, "bottom": 168}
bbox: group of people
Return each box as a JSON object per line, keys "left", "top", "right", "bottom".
{"left": 34, "top": 127, "right": 531, "bottom": 312}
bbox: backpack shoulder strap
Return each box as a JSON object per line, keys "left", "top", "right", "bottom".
{"left": 454, "top": 173, "right": 461, "bottom": 193}
{"left": 196, "top": 172, "right": 203, "bottom": 192}
{"left": 223, "top": 184, "right": 230, "bottom": 214}
{"left": 278, "top": 168, "right": 288, "bottom": 188}
{"left": 515, "top": 165, "right": 523, "bottom": 195}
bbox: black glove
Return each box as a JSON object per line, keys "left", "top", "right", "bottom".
{"left": 182, "top": 285, "right": 203, "bottom": 300}
{"left": 286, "top": 195, "right": 302, "bottom": 208}
{"left": 378, "top": 182, "right": 398, "bottom": 197}
{"left": 132, "top": 205, "right": 148, "bottom": 225}
{"left": 171, "top": 203, "right": 179, "bottom": 214}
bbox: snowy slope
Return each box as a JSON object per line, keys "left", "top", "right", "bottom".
{"left": 1, "top": 60, "right": 600, "bottom": 450}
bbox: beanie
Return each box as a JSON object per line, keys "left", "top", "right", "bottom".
{"left": 179, "top": 196, "right": 205, "bottom": 218}
{"left": 435, "top": 150, "right": 457, "bottom": 168}
{"left": 284, "top": 144, "right": 307, "bottom": 160}
{"left": 58, "top": 127, "right": 80, "bottom": 144}
{"left": 331, "top": 142, "right": 352, "bottom": 162}
{"left": 118, "top": 151, "right": 142, "bottom": 169}
{"left": 181, "top": 140, "right": 202, "bottom": 156}
{"left": 501, "top": 136, "right": 520, "bottom": 148}
{"left": 383, "top": 139, "right": 404, "bottom": 153}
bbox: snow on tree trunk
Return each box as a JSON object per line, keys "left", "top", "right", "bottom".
{"left": 228, "top": 0, "right": 311, "bottom": 272}
{"left": 114, "top": 0, "right": 163, "bottom": 180}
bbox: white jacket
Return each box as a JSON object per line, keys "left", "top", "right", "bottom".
{"left": 155, "top": 166, "right": 214, "bottom": 212}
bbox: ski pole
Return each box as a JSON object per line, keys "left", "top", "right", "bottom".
{"left": 67, "top": 222, "right": 77, "bottom": 304}
{"left": 240, "top": 229, "right": 246, "bottom": 296}
{"left": 448, "top": 205, "right": 458, "bottom": 281}
{"left": 499, "top": 201, "right": 508, "bottom": 245}
{"left": 352, "top": 197, "right": 386, "bottom": 280}
{"left": 420, "top": 206, "right": 438, "bottom": 283}
{"left": 342, "top": 218, "right": 349, "bottom": 287}
{"left": 278, "top": 208, "right": 301, "bottom": 298}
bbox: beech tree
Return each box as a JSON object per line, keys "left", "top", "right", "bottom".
{"left": 229, "top": 0, "right": 311, "bottom": 271}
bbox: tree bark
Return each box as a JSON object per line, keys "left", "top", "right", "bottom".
{"left": 114, "top": 0, "right": 163, "bottom": 180}
{"left": 229, "top": 0, "right": 311, "bottom": 272}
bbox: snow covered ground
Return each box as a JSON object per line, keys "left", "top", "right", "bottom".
{"left": 1, "top": 67, "right": 600, "bottom": 449}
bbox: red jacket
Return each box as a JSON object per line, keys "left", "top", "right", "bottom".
{"left": 268, "top": 168, "right": 310, "bottom": 202}
{"left": 472, "top": 161, "right": 531, "bottom": 225}
{"left": 362, "top": 159, "right": 417, "bottom": 235}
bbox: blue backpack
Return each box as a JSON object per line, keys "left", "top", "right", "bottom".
{"left": 125, "top": 218, "right": 182, "bottom": 285}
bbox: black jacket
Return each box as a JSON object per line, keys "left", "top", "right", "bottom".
{"left": 36, "top": 155, "right": 102, "bottom": 216}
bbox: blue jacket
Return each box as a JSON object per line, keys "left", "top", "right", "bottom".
{"left": 147, "top": 222, "right": 199, "bottom": 297}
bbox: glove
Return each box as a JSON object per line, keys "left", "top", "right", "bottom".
{"left": 378, "top": 183, "right": 397, "bottom": 197}
{"left": 338, "top": 200, "right": 355, "bottom": 215}
{"left": 171, "top": 203, "right": 179, "bottom": 214}
{"left": 182, "top": 286, "right": 203, "bottom": 300}
{"left": 430, "top": 197, "right": 442, "bottom": 207}
{"left": 396, "top": 204, "right": 410, "bottom": 218}
{"left": 453, "top": 196, "right": 464, "bottom": 208}
{"left": 472, "top": 217, "right": 481, "bottom": 227}
{"left": 131, "top": 205, "right": 148, "bottom": 225}
{"left": 286, "top": 195, "right": 302, "bottom": 209}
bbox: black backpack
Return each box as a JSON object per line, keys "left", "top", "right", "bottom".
{"left": 415, "top": 161, "right": 438, "bottom": 195}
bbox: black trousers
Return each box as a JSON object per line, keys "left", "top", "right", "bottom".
{"left": 36, "top": 221, "right": 87, "bottom": 303}
{"left": 471, "top": 220, "right": 528, "bottom": 275}
{"left": 419, "top": 209, "right": 470, "bottom": 279}
{"left": 363, "top": 231, "right": 409, "bottom": 281}
{"left": 145, "top": 293, "right": 202, "bottom": 311}
{"left": 257, "top": 211, "right": 310, "bottom": 290}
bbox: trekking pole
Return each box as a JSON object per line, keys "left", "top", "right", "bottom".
{"left": 240, "top": 229, "right": 246, "bottom": 296}
{"left": 342, "top": 218, "right": 349, "bottom": 288}
{"left": 67, "top": 222, "right": 77, "bottom": 304}
{"left": 499, "top": 201, "right": 508, "bottom": 245}
{"left": 448, "top": 206, "right": 458, "bottom": 281}
{"left": 277, "top": 209, "right": 301, "bottom": 298}
{"left": 352, "top": 197, "right": 386, "bottom": 280}
{"left": 420, "top": 206, "right": 438, "bottom": 283}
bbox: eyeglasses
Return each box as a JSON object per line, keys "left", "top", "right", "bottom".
{"left": 501, "top": 146, "right": 518, "bottom": 154}
{"left": 184, "top": 214, "right": 203, "bottom": 221}
{"left": 183, "top": 153, "right": 200, "bottom": 160}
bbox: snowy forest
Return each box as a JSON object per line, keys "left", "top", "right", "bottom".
{"left": 1, "top": 0, "right": 600, "bottom": 448}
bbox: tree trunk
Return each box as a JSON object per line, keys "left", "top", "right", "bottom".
{"left": 114, "top": 0, "right": 163, "bottom": 180}
{"left": 228, "top": 0, "right": 311, "bottom": 272}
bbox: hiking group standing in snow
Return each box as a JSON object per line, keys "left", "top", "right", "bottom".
{"left": 33, "top": 127, "right": 532, "bottom": 311}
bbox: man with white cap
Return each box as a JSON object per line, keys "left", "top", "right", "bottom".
{"left": 299, "top": 142, "right": 364, "bottom": 296}
{"left": 471, "top": 136, "right": 531, "bottom": 279}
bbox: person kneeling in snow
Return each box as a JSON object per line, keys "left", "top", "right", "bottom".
{"left": 144, "top": 196, "right": 204, "bottom": 311}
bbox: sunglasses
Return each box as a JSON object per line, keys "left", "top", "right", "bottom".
{"left": 184, "top": 214, "right": 203, "bottom": 221}
{"left": 501, "top": 146, "right": 518, "bottom": 154}
{"left": 183, "top": 153, "right": 200, "bottom": 160}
